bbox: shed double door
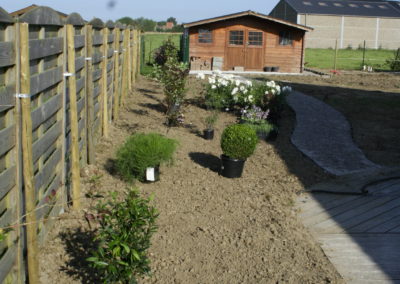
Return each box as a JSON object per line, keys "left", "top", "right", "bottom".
{"left": 225, "top": 28, "right": 264, "bottom": 70}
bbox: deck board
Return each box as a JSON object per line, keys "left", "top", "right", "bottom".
{"left": 297, "top": 178, "right": 400, "bottom": 283}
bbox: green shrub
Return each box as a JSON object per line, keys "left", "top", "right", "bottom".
{"left": 116, "top": 133, "right": 178, "bottom": 182}
{"left": 87, "top": 188, "right": 158, "bottom": 283}
{"left": 221, "top": 124, "right": 258, "bottom": 160}
{"left": 244, "top": 121, "right": 275, "bottom": 135}
{"left": 153, "top": 38, "right": 179, "bottom": 66}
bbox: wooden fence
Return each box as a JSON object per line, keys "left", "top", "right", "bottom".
{"left": 0, "top": 6, "right": 140, "bottom": 283}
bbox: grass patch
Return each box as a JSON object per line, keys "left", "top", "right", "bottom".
{"left": 305, "top": 48, "right": 394, "bottom": 71}
{"left": 142, "top": 33, "right": 182, "bottom": 66}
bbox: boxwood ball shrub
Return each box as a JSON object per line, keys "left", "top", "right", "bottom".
{"left": 221, "top": 124, "right": 258, "bottom": 160}
{"left": 116, "top": 133, "right": 178, "bottom": 182}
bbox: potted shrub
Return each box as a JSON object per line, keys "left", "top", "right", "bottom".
{"left": 203, "top": 111, "right": 218, "bottom": 140}
{"left": 220, "top": 124, "right": 258, "bottom": 178}
{"left": 116, "top": 133, "right": 178, "bottom": 182}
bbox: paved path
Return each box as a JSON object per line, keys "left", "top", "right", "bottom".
{"left": 288, "top": 91, "right": 400, "bottom": 283}
{"left": 286, "top": 91, "right": 379, "bottom": 176}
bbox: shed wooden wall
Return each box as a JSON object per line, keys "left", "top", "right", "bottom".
{"left": 188, "top": 16, "right": 305, "bottom": 73}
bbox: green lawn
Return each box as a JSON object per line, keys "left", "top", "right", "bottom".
{"left": 304, "top": 48, "right": 395, "bottom": 71}
{"left": 141, "top": 33, "right": 182, "bottom": 74}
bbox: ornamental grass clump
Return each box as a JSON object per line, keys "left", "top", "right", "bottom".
{"left": 87, "top": 188, "right": 158, "bottom": 284}
{"left": 116, "top": 133, "right": 178, "bottom": 182}
{"left": 221, "top": 124, "right": 258, "bottom": 160}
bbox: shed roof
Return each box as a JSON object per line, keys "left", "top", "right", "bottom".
{"left": 284, "top": 0, "right": 400, "bottom": 18}
{"left": 183, "top": 10, "right": 313, "bottom": 31}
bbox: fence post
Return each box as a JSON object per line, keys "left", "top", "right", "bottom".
{"left": 85, "top": 24, "right": 95, "bottom": 164}
{"left": 334, "top": 39, "right": 338, "bottom": 71}
{"left": 18, "top": 22, "right": 39, "bottom": 284}
{"left": 127, "top": 28, "right": 132, "bottom": 92}
{"left": 120, "top": 28, "right": 129, "bottom": 105}
{"left": 362, "top": 40, "right": 366, "bottom": 68}
{"left": 101, "top": 27, "right": 109, "bottom": 137}
{"left": 66, "top": 25, "right": 81, "bottom": 210}
{"left": 113, "top": 27, "right": 121, "bottom": 120}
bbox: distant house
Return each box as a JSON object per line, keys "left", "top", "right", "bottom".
{"left": 183, "top": 10, "right": 312, "bottom": 73}
{"left": 269, "top": 0, "right": 400, "bottom": 49}
{"left": 10, "top": 4, "right": 68, "bottom": 20}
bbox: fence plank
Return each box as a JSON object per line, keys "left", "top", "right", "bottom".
{"left": 0, "top": 166, "right": 16, "bottom": 201}
{"left": 75, "top": 56, "right": 85, "bottom": 72}
{"left": 32, "top": 120, "right": 62, "bottom": 163}
{"left": 74, "top": 35, "right": 85, "bottom": 49}
{"left": 30, "top": 66, "right": 63, "bottom": 95}
{"left": 29, "top": 37, "right": 63, "bottom": 60}
{"left": 76, "top": 77, "right": 85, "bottom": 93}
{"left": 0, "top": 126, "right": 15, "bottom": 157}
{"left": 0, "top": 247, "right": 17, "bottom": 283}
{"left": 34, "top": 148, "right": 61, "bottom": 193}
{"left": 0, "top": 85, "right": 15, "bottom": 108}
{"left": 31, "top": 93, "right": 62, "bottom": 130}
{"left": 92, "top": 35, "right": 103, "bottom": 46}
{"left": 0, "top": 42, "right": 15, "bottom": 67}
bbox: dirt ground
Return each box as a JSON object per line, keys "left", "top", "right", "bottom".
{"left": 39, "top": 72, "right": 399, "bottom": 284}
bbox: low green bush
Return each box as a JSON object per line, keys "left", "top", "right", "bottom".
{"left": 87, "top": 188, "right": 158, "bottom": 283}
{"left": 244, "top": 121, "right": 275, "bottom": 135}
{"left": 116, "top": 133, "right": 178, "bottom": 182}
{"left": 220, "top": 124, "right": 258, "bottom": 160}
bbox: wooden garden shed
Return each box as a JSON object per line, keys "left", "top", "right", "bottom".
{"left": 183, "top": 10, "right": 313, "bottom": 73}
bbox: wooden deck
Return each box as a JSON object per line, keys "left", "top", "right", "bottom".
{"left": 297, "top": 177, "right": 400, "bottom": 284}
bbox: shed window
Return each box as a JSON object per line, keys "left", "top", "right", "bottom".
{"left": 198, "top": 29, "right": 212, "bottom": 43}
{"left": 279, "top": 31, "right": 292, "bottom": 46}
{"left": 229, "top": 30, "right": 244, "bottom": 45}
{"left": 248, "top": 31, "right": 263, "bottom": 46}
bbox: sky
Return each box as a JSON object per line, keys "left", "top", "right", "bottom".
{"left": 0, "top": 0, "right": 280, "bottom": 23}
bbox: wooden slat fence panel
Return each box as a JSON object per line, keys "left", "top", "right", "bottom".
{"left": 22, "top": 8, "right": 66, "bottom": 252}
{"left": 0, "top": 5, "right": 140, "bottom": 282}
{"left": 0, "top": 13, "right": 23, "bottom": 283}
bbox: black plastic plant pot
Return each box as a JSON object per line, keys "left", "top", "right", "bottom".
{"left": 264, "top": 66, "right": 272, "bottom": 72}
{"left": 220, "top": 154, "right": 246, "bottom": 178}
{"left": 145, "top": 165, "right": 160, "bottom": 182}
{"left": 203, "top": 129, "right": 214, "bottom": 140}
{"left": 271, "top": 66, "right": 280, "bottom": 72}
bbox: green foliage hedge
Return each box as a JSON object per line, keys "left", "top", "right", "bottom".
{"left": 116, "top": 133, "right": 178, "bottom": 182}
{"left": 87, "top": 189, "right": 158, "bottom": 283}
{"left": 221, "top": 124, "right": 258, "bottom": 160}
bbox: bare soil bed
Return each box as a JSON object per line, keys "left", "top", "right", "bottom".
{"left": 39, "top": 76, "right": 349, "bottom": 283}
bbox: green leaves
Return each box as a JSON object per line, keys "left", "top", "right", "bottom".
{"left": 116, "top": 133, "right": 178, "bottom": 182}
{"left": 87, "top": 188, "right": 158, "bottom": 283}
{"left": 221, "top": 124, "right": 259, "bottom": 160}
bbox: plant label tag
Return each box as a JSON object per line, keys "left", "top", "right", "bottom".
{"left": 146, "top": 167, "right": 155, "bottom": 181}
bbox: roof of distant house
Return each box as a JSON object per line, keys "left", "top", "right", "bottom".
{"left": 183, "top": 10, "right": 313, "bottom": 31}
{"left": 284, "top": 0, "right": 400, "bottom": 18}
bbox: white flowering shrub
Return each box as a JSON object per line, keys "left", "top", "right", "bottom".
{"left": 197, "top": 71, "right": 292, "bottom": 124}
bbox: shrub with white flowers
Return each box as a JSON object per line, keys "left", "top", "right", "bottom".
{"left": 197, "top": 71, "right": 293, "bottom": 121}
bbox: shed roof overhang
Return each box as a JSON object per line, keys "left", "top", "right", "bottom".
{"left": 183, "top": 10, "right": 313, "bottom": 31}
